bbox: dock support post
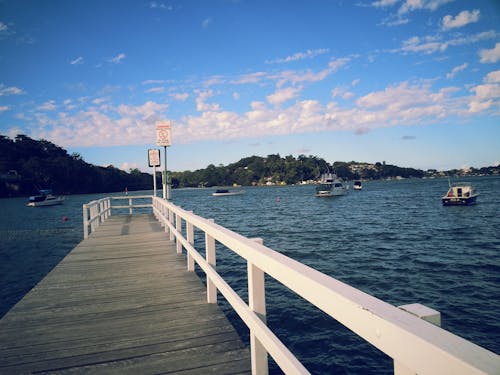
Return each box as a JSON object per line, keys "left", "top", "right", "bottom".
{"left": 248, "top": 237, "right": 268, "bottom": 375}
{"left": 187, "top": 214, "right": 194, "bottom": 271}
{"left": 205, "top": 219, "right": 217, "bottom": 303}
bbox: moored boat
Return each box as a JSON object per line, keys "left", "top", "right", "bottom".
{"left": 27, "top": 189, "right": 64, "bottom": 207}
{"left": 353, "top": 180, "right": 363, "bottom": 190}
{"left": 212, "top": 189, "right": 245, "bottom": 196}
{"left": 442, "top": 183, "right": 478, "bottom": 206}
{"left": 315, "top": 173, "right": 348, "bottom": 197}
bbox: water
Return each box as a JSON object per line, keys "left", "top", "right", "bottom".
{"left": 1, "top": 177, "right": 499, "bottom": 374}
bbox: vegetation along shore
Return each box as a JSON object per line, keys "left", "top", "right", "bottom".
{"left": 1, "top": 134, "right": 498, "bottom": 198}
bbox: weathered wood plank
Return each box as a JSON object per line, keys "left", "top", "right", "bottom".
{"left": 0, "top": 214, "right": 251, "bottom": 374}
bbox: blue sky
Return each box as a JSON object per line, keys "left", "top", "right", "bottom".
{"left": 1, "top": 0, "right": 499, "bottom": 173}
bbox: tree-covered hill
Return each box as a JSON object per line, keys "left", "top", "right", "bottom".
{"left": 170, "top": 155, "right": 427, "bottom": 188}
{"left": 2, "top": 134, "right": 497, "bottom": 197}
{"left": 0, "top": 135, "right": 153, "bottom": 197}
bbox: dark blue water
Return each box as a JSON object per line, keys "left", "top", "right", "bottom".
{"left": 1, "top": 177, "right": 499, "bottom": 374}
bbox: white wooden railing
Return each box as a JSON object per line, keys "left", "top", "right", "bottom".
{"left": 82, "top": 195, "right": 151, "bottom": 238}
{"left": 83, "top": 195, "right": 499, "bottom": 374}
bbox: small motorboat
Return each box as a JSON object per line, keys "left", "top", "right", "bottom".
{"left": 212, "top": 189, "right": 245, "bottom": 196}
{"left": 353, "top": 180, "right": 363, "bottom": 190}
{"left": 442, "top": 183, "right": 478, "bottom": 206}
{"left": 27, "top": 189, "right": 64, "bottom": 207}
{"left": 315, "top": 173, "right": 348, "bottom": 197}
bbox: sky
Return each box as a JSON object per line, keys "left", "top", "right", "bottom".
{"left": 1, "top": 0, "right": 499, "bottom": 173}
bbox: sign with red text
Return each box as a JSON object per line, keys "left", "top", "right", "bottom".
{"left": 156, "top": 121, "right": 172, "bottom": 146}
{"left": 148, "top": 149, "right": 160, "bottom": 167}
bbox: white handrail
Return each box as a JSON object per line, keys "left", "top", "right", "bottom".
{"left": 82, "top": 195, "right": 152, "bottom": 238}
{"left": 150, "top": 196, "right": 498, "bottom": 375}
{"left": 83, "top": 196, "right": 499, "bottom": 374}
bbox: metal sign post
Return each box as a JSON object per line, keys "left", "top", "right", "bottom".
{"left": 148, "top": 149, "right": 161, "bottom": 197}
{"left": 156, "top": 121, "right": 172, "bottom": 200}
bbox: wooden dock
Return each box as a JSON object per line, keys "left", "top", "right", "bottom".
{"left": 0, "top": 214, "right": 251, "bottom": 374}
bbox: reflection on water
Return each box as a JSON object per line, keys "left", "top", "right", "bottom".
{"left": 1, "top": 176, "right": 499, "bottom": 374}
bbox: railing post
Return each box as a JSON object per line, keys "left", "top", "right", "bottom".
{"left": 163, "top": 203, "right": 170, "bottom": 233}
{"left": 83, "top": 204, "right": 89, "bottom": 239}
{"left": 394, "top": 303, "right": 442, "bottom": 375}
{"left": 187, "top": 213, "right": 194, "bottom": 271}
{"left": 169, "top": 208, "right": 175, "bottom": 241}
{"left": 205, "top": 219, "right": 216, "bottom": 303}
{"left": 90, "top": 205, "right": 96, "bottom": 232}
{"left": 99, "top": 200, "right": 104, "bottom": 222}
{"left": 176, "top": 214, "right": 182, "bottom": 254}
{"left": 106, "top": 198, "right": 111, "bottom": 219}
{"left": 128, "top": 197, "right": 133, "bottom": 214}
{"left": 248, "top": 237, "right": 268, "bottom": 375}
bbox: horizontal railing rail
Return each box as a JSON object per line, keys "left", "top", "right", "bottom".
{"left": 84, "top": 195, "right": 499, "bottom": 374}
{"left": 82, "top": 195, "right": 152, "bottom": 238}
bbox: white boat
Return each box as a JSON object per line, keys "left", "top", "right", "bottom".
{"left": 353, "top": 180, "right": 363, "bottom": 190}
{"left": 315, "top": 173, "right": 348, "bottom": 197}
{"left": 442, "top": 183, "right": 478, "bottom": 206}
{"left": 212, "top": 189, "right": 245, "bottom": 197}
{"left": 27, "top": 189, "right": 64, "bottom": 207}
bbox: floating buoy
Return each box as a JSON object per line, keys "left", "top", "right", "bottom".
{"left": 62, "top": 216, "right": 68, "bottom": 222}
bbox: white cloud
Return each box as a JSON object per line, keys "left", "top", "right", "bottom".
{"left": 331, "top": 87, "right": 354, "bottom": 100}
{"left": 0, "top": 105, "right": 9, "bottom": 112}
{"left": 116, "top": 101, "right": 168, "bottom": 120}
{"left": 484, "top": 70, "right": 500, "bottom": 83}
{"left": 480, "top": 43, "right": 500, "bottom": 63}
{"left": 275, "top": 57, "right": 350, "bottom": 87}
{"left": 397, "top": 31, "right": 497, "bottom": 55}
{"left": 92, "top": 97, "right": 109, "bottom": 105}
{"left": 203, "top": 76, "right": 225, "bottom": 87}
{"left": 442, "top": 9, "right": 480, "bottom": 31}
{"left": 471, "top": 84, "right": 500, "bottom": 100}
{"left": 398, "top": 0, "right": 453, "bottom": 15}
{"left": 149, "top": 2, "right": 173, "bottom": 10}
{"left": 31, "top": 101, "right": 169, "bottom": 147}
{"left": 267, "top": 87, "right": 301, "bottom": 106}
{"left": 146, "top": 87, "right": 165, "bottom": 94}
{"left": 356, "top": 81, "right": 445, "bottom": 113}
{"left": 371, "top": 0, "right": 399, "bottom": 8}
{"left": 446, "top": 63, "right": 468, "bottom": 79}
{"left": 0, "top": 85, "right": 25, "bottom": 96}
{"left": 172, "top": 93, "right": 189, "bottom": 101}
{"left": 0, "top": 22, "right": 8, "bottom": 32}
{"left": 108, "top": 53, "right": 126, "bottom": 64}
{"left": 142, "top": 79, "right": 171, "bottom": 85}
{"left": 400, "top": 35, "right": 447, "bottom": 54}
{"left": 266, "top": 48, "right": 329, "bottom": 64}
{"left": 14, "top": 59, "right": 498, "bottom": 151}
{"left": 468, "top": 70, "right": 500, "bottom": 113}
{"left": 231, "top": 72, "right": 267, "bottom": 85}
{"left": 195, "top": 90, "right": 220, "bottom": 111}
{"left": 167, "top": 79, "right": 463, "bottom": 145}
{"left": 232, "top": 92, "right": 240, "bottom": 100}
{"left": 70, "top": 56, "right": 84, "bottom": 65}
{"left": 38, "top": 100, "right": 57, "bottom": 111}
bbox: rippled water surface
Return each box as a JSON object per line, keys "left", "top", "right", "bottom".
{"left": 1, "top": 177, "right": 499, "bottom": 374}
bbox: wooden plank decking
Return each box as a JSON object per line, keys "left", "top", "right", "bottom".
{"left": 0, "top": 214, "right": 251, "bottom": 374}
